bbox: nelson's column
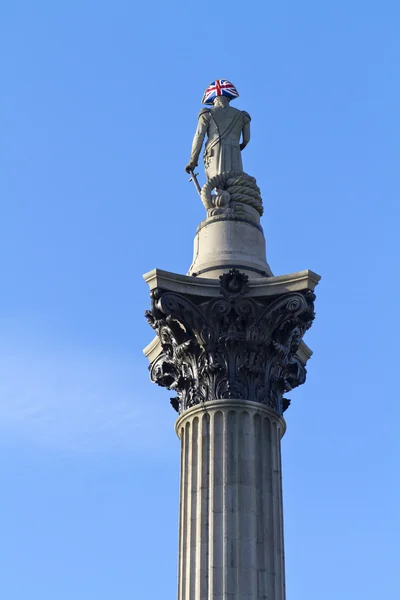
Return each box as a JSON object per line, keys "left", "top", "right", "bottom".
{"left": 143, "top": 79, "right": 320, "bottom": 600}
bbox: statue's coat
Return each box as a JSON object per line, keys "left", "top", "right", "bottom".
{"left": 188, "top": 104, "right": 251, "bottom": 179}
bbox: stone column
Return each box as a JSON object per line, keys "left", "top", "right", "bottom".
{"left": 144, "top": 267, "right": 319, "bottom": 600}
{"left": 176, "top": 400, "right": 286, "bottom": 600}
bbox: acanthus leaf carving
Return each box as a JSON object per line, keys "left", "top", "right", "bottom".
{"left": 145, "top": 271, "right": 316, "bottom": 415}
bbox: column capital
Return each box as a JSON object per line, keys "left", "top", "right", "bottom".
{"left": 144, "top": 269, "right": 319, "bottom": 416}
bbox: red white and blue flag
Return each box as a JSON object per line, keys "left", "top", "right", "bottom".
{"left": 202, "top": 79, "right": 239, "bottom": 105}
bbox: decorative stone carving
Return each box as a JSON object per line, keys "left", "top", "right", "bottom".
{"left": 145, "top": 269, "right": 316, "bottom": 415}
{"left": 201, "top": 170, "right": 263, "bottom": 219}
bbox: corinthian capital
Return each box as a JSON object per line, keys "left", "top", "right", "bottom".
{"left": 145, "top": 269, "right": 317, "bottom": 416}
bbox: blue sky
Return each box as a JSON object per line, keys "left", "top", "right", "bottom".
{"left": 0, "top": 1, "right": 399, "bottom": 598}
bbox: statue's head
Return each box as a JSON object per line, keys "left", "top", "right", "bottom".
{"left": 202, "top": 79, "right": 239, "bottom": 105}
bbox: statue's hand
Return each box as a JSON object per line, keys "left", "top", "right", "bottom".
{"left": 240, "top": 142, "right": 247, "bottom": 151}
{"left": 185, "top": 163, "right": 196, "bottom": 174}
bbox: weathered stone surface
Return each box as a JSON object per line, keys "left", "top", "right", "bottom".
{"left": 199, "top": 172, "right": 263, "bottom": 219}
{"left": 188, "top": 214, "right": 273, "bottom": 279}
{"left": 144, "top": 269, "right": 318, "bottom": 416}
{"left": 176, "top": 400, "right": 286, "bottom": 600}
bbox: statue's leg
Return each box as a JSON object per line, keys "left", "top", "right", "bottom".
{"left": 230, "top": 142, "right": 243, "bottom": 173}
{"left": 218, "top": 140, "right": 242, "bottom": 174}
{"left": 205, "top": 147, "right": 219, "bottom": 180}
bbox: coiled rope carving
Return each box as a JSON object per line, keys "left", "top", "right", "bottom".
{"left": 201, "top": 171, "right": 263, "bottom": 216}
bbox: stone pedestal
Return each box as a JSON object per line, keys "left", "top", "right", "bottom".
{"left": 176, "top": 400, "right": 286, "bottom": 600}
{"left": 188, "top": 214, "right": 273, "bottom": 279}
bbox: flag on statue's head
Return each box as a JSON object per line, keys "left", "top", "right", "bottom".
{"left": 202, "top": 79, "right": 239, "bottom": 105}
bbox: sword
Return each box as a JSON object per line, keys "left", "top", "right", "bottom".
{"left": 188, "top": 170, "right": 202, "bottom": 197}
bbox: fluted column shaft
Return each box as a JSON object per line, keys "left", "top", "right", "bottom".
{"left": 176, "top": 400, "right": 286, "bottom": 600}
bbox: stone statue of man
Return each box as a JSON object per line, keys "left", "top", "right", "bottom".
{"left": 185, "top": 79, "right": 251, "bottom": 180}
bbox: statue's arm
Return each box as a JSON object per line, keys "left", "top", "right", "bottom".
{"left": 185, "top": 109, "right": 210, "bottom": 173}
{"left": 240, "top": 111, "right": 251, "bottom": 151}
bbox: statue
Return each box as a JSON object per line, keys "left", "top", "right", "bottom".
{"left": 185, "top": 80, "right": 263, "bottom": 219}
{"left": 185, "top": 79, "right": 251, "bottom": 179}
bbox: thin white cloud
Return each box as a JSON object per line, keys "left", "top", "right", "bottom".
{"left": 0, "top": 323, "right": 175, "bottom": 455}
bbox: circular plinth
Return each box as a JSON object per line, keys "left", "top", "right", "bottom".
{"left": 188, "top": 215, "right": 273, "bottom": 279}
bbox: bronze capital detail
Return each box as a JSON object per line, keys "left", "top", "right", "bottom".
{"left": 145, "top": 270, "right": 316, "bottom": 415}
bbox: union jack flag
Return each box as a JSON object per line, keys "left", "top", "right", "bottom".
{"left": 202, "top": 79, "right": 239, "bottom": 105}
